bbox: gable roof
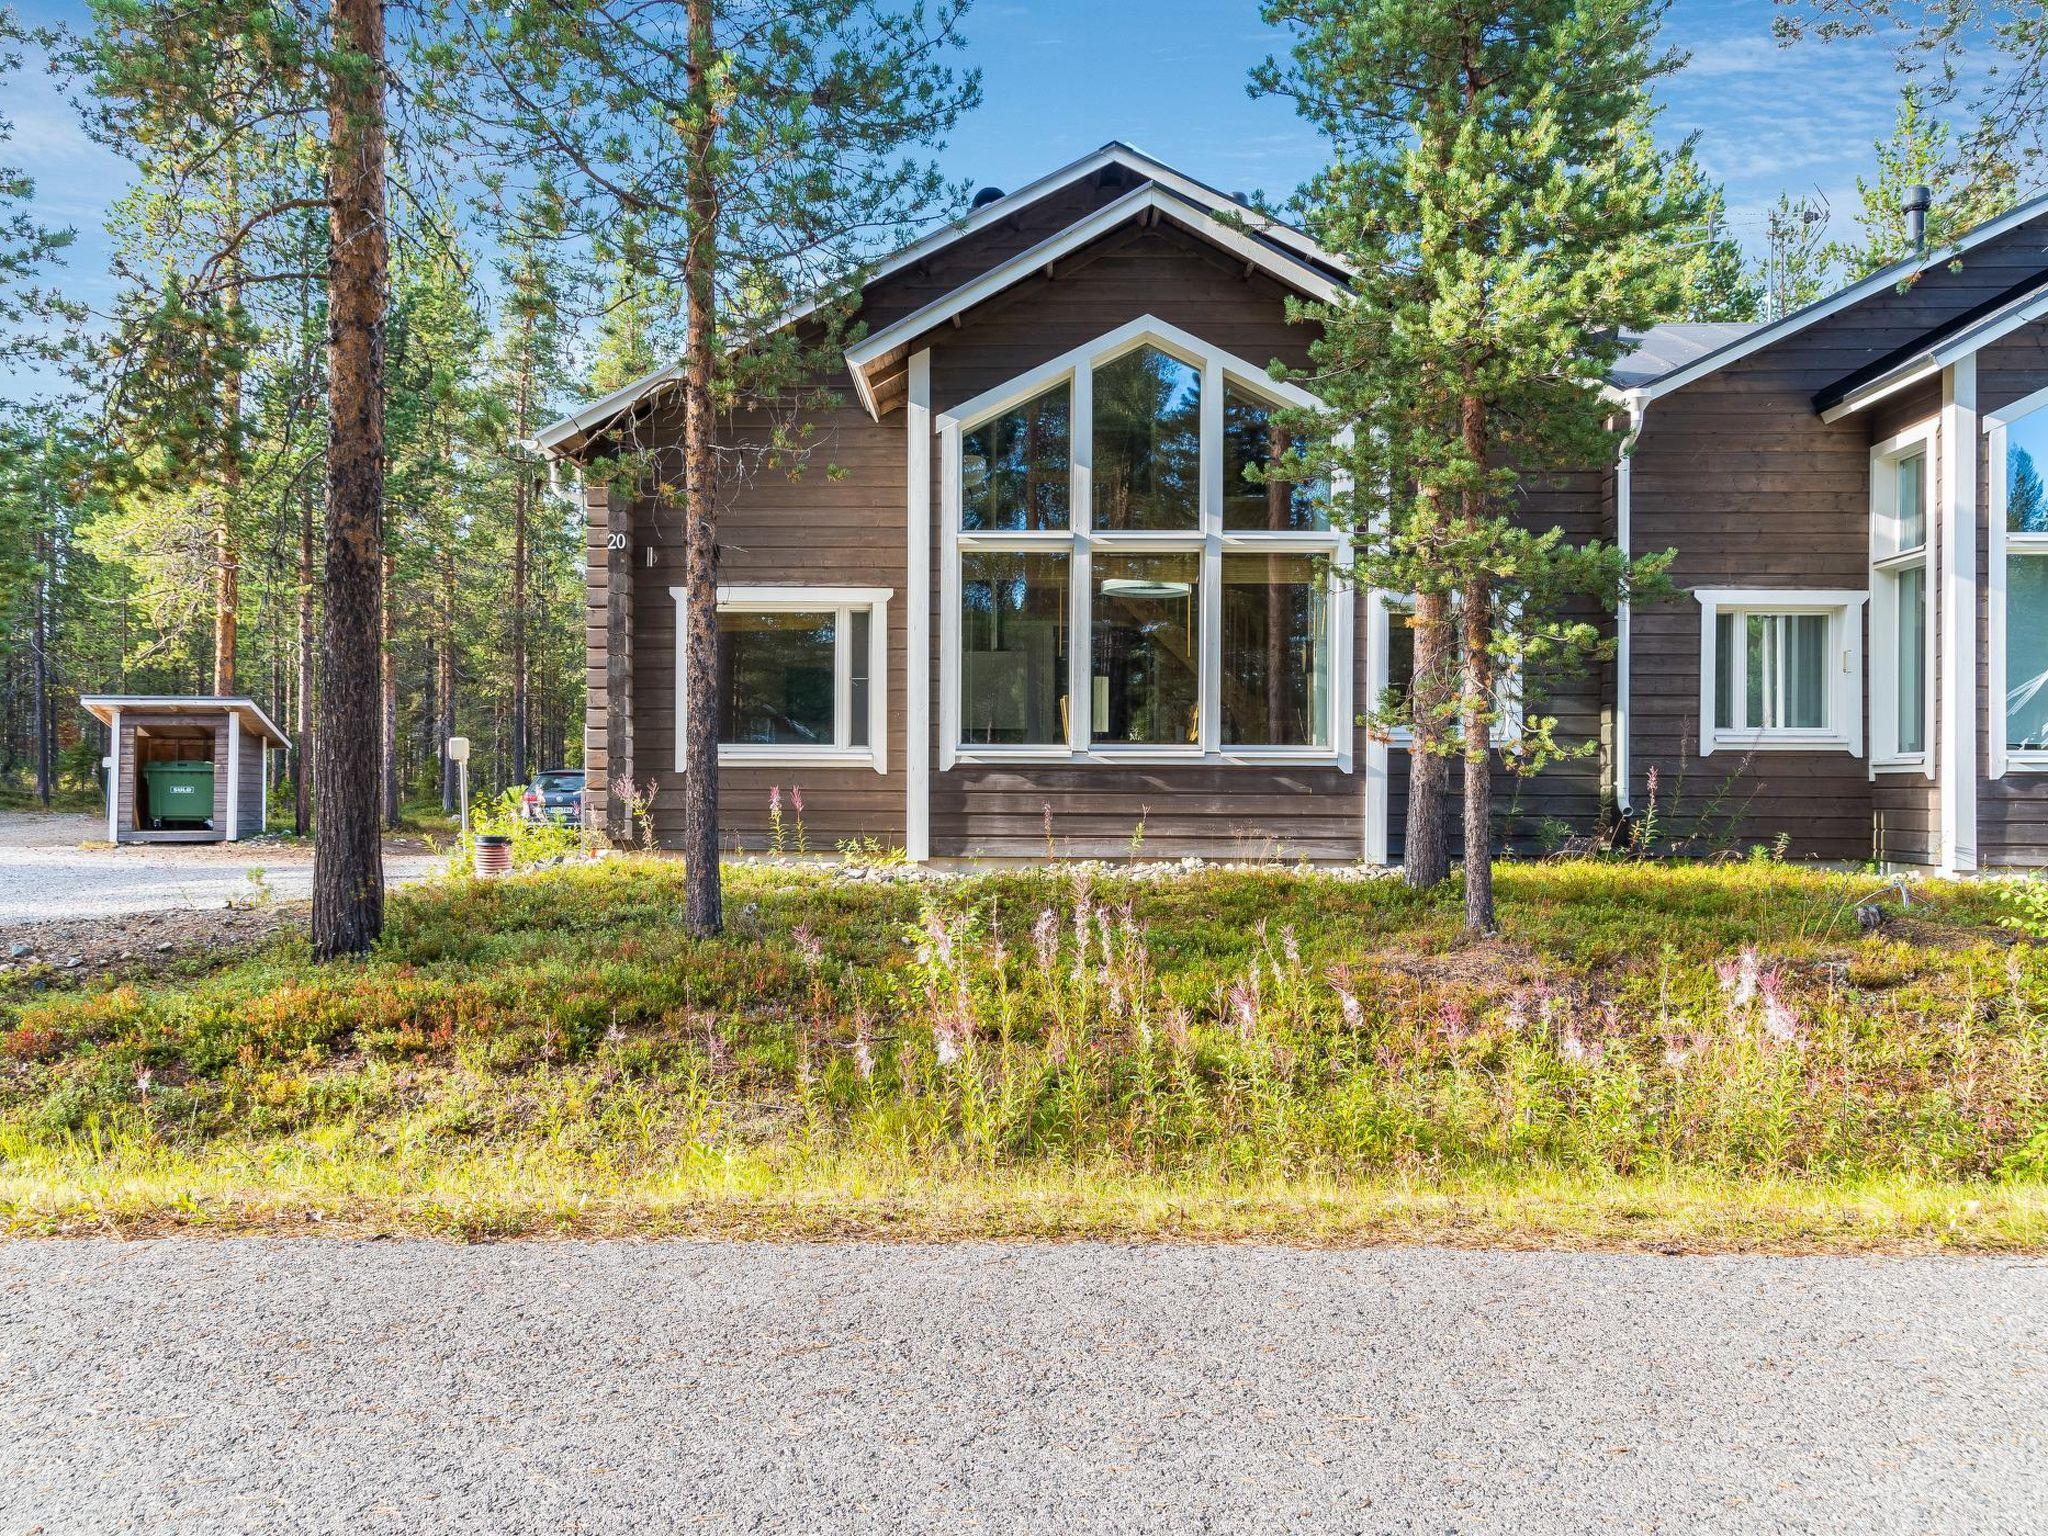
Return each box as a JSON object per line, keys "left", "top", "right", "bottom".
{"left": 534, "top": 142, "right": 1349, "bottom": 456}
{"left": 80, "top": 694, "right": 292, "bottom": 748}
{"left": 1611, "top": 323, "right": 1760, "bottom": 390}
{"left": 1611, "top": 185, "right": 2048, "bottom": 404}
{"left": 1815, "top": 270, "right": 2048, "bottom": 419}
{"left": 842, "top": 181, "right": 1349, "bottom": 417}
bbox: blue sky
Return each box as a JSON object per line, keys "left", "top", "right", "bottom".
{"left": 0, "top": 0, "right": 1960, "bottom": 401}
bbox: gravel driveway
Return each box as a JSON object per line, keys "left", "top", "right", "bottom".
{"left": 2, "top": 1240, "right": 2042, "bottom": 1534}
{"left": 0, "top": 813, "right": 442, "bottom": 927}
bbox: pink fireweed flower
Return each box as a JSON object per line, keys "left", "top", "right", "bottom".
{"left": 1757, "top": 967, "right": 1802, "bottom": 1043}
{"left": 1717, "top": 946, "right": 1761, "bottom": 1010}
{"left": 792, "top": 923, "right": 823, "bottom": 969}
{"left": 790, "top": 784, "right": 804, "bottom": 816}
{"left": 1227, "top": 973, "right": 1260, "bottom": 1042}
{"left": 1032, "top": 908, "right": 1059, "bottom": 969}
{"left": 769, "top": 785, "right": 781, "bottom": 815}
{"left": 1334, "top": 985, "right": 1364, "bottom": 1031}
{"left": 1281, "top": 925, "right": 1301, "bottom": 969}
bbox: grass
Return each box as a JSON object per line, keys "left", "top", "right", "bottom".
{"left": 2, "top": 856, "right": 2044, "bottom": 1249}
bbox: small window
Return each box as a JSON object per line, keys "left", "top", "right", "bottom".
{"left": 1697, "top": 590, "right": 1862, "bottom": 755}
{"left": 673, "top": 585, "right": 891, "bottom": 772}
{"left": 719, "top": 611, "right": 838, "bottom": 746}
{"left": 1372, "top": 594, "right": 1522, "bottom": 748}
{"left": 1870, "top": 432, "right": 1933, "bottom": 770}
{"left": 962, "top": 383, "right": 1070, "bottom": 531}
{"left": 1092, "top": 345, "right": 1201, "bottom": 531}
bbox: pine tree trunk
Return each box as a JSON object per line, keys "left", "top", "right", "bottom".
{"left": 679, "top": 0, "right": 723, "bottom": 935}
{"left": 212, "top": 233, "right": 243, "bottom": 695}
{"left": 1459, "top": 574, "right": 1496, "bottom": 938}
{"left": 295, "top": 477, "right": 314, "bottom": 838}
{"left": 1457, "top": 393, "right": 1496, "bottom": 940}
{"left": 32, "top": 522, "right": 51, "bottom": 808}
{"left": 1403, "top": 588, "right": 1453, "bottom": 887}
{"left": 380, "top": 546, "right": 398, "bottom": 829}
{"left": 512, "top": 469, "right": 529, "bottom": 785}
{"left": 311, "top": 0, "right": 388, "bottom": 960}
{"left": 438, "top": 558, "right": 456, "bottom": 812}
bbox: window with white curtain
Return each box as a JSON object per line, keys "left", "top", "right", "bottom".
{"left": 1695, "top": 589, "right": 1865, "bottom": 755}
{"left": 1991, "top": 387, "right": 2048, "bottom": 772}
{"left": 940, "top": 318, "right": 1350, "bottom": 767}
{"left": 1869, "top": 427, "right": 1935, "bottom": 772}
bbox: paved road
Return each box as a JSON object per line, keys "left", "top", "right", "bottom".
{"left": 1, "top": 1240, "right": 2042, "bottom": 1534}
{"left": 0, "top": 814, "right": 441, "bottom": 926}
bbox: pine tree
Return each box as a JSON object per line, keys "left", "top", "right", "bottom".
{"left": 77, "top": 0, "right": 395, "bottom": 957}
{"left": 1663, "top": 147, "right": 1761, "bottom": 322}
{"left": 470, "top": 0, "right": 980, "bottom": 935}
{"left": 1755, "top": 193, "right": 1833, "bottom": 321}
{"left": 1825, "top": 85, "right": 2016, "bottom": 279}
{"left": 0, "top": 7, "right": 79, "bottom": 377}
{"left": 1256, "top": 0, "right": 1687, "bottom": 936}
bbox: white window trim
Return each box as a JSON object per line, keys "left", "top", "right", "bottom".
{"left": 1986, "top": 380, "right": 2048, "bottom": 776}
{"left": 669, "top": 584, "right": 892, "bottom": 774}
{"left": 1365, "top": 590, "right": 1525, "bottom": 749}
{"left": 937, "top": 316, "right": 1352, "bottom": 770}
{"left": 1868, "top": 421, "right": 1938, "bottom": 778}
{"left": 1695, "top": 588, "right": 1867, "bottom": 757}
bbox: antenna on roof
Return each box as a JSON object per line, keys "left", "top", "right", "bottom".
{"left": 1902, "top": 184, "right": 1933, "bottom": 255}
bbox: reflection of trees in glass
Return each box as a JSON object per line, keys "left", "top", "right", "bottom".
{"left": 963, "top": 385, "right": 1070, "bottom": 531}
{"left": 1091, "top": 552, "right": 1200, "bottom": 743}
{"left": 2011, "top": 442, "right": 2048, "bottom": 533}
{"left": 1092, "top": 347, "right": 1200, "bottom": 530}
{"left": 717, "top": 612, "right": 836, "bottom": 745}
{"left": 1222, "top": 387, "right": 1322, "bottom": 531}
{"left": 1220, "top": 554, "right": 1326, "bottom": 746}
{"left": 2009, "top": 554, "right": 2048, "bottom": 751}
{"left": 960, "top": 551, "right": 1069, "bottom": 744}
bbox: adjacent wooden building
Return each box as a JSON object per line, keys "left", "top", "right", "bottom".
{"left": 81, "top": 695, "right": 291, "bottom": 845}
{"left": 540, "top": 142, "right": 2048, "bottom": 871}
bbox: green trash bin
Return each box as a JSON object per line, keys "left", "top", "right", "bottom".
{"left": 144, "top": 759, "right": 214, "bottom": 830}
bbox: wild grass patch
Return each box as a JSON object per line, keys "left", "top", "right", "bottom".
{"left": 1, "top": 857, "right": 2043, "bottom": 1247}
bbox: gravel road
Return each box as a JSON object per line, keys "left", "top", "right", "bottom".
{"left": 2, "top": 1240, "right": 2042, "bottom": 1534}
{"left": 0, "top": 814, "right": 441, "bottom": 927}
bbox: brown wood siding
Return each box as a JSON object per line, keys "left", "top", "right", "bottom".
{"left": 622, "top": 396, "right": 910, "bottom": 853}
{"left": 583, "top": 483, "right": 614, "bottom": 830}
{"left": 235, "top": 727, "right": 265, "bottom": 837}
{"left": 1977, "top": 318, "right": 2048, "bottom": 867}
{"left": 1628, "top": 216, "right": 2048, "bottom": 862}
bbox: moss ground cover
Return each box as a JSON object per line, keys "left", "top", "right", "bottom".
{"left": 3, "top": 858, "right": 2044, "bottom": 1248}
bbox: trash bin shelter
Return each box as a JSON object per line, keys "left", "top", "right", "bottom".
{"left": 79, "top": 695, "right": 292, "bottom": 845}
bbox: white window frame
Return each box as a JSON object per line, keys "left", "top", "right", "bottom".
{"left": 1986, "top": 382, "right": 2048, "bottom": 776}
{"left": 1868, "top": 421, "right": 1938, "bottom": 777}
{"left": 669, "top": 584, "right": 891, "bottom": 774}
{"left": 1696, "top": 588, "right": 1866, "bottom": 756}
{"left": 937, "top": 315, "right": 1352, "bottom": 770}
{"left": 1364, "top": 590, "right": 1524, "bottom": 748}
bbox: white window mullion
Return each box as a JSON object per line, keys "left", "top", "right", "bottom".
{"left": 940, "top": 426, "right": 962, "bottom": 771}
{"left": 834, "top": 607, "right": 854, "bottom": 751}
{"left": 1069, "top": 365, "right": 1093, "bottom": 752}
{"left": 1199, "top": 357, "right": 1224, "bottom": 752}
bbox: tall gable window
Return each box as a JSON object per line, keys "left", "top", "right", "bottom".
{"left": 1990, "top": 387, "right": 2048, "bottom": 773}
{"left": 1870, "top": 425, "right": 1935, "bottom": 772}
{"left": 939, "top": 317, "right": 1351, "bottom": 767}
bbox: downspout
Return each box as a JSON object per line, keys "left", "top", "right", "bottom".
{"left": 1613, "top": 390, "right": 1649, "bottom": 814}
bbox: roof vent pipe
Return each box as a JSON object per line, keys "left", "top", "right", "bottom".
{"left": 970, "top": 186, "right": 1005, "bottom": 210}
{"left": 1903, "top": 183, "right": 1932, "bottom": 255}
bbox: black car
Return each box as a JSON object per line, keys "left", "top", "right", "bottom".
{"left": 521, "top": 769, "right": 586, "bottom": 825}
